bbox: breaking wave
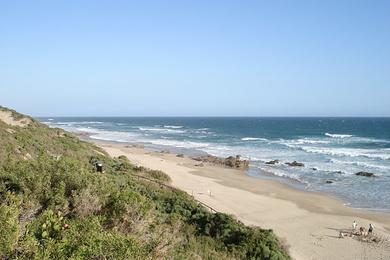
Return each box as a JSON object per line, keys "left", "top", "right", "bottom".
{"left": 325, "top": 133, "right": 353, "bottom": 138}
{"left": 300, "top": 146, "right": 390, "bottom": 160}
{"left": 241, "top": 137, "right": 268, "bottom": 141}
{"left": 138, "top": 127, "right": 185, "bottom": 134}
{"left": 164, "top": 125, "right": 184, "bottom": 129}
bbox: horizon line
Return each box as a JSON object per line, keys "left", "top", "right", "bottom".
{"left": 36, "top": 115, "right": 390, "bottom": 118}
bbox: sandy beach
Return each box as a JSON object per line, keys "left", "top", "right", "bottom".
{"left": 92, "top": 139, "right": 390, "bottom": 260}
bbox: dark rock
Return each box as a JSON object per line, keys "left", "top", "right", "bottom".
{"left": 195, "top": 163, "right": 204, "bottom": 167}
{"left": 265, "top": 160, "right": 280, "bottom": 165}
{"left": 285, "top": 161, "right": 305, "bottom": 167}
{"left": 355, "top": 171, "right": 376, "bottom": 177}
{"left": 224, "top": 155, "right": 249, "bottom": 168}
{"left": 176, "top": 154, "right": 184, "bottom": 158}
{"left": 311, "top": 168, "right": 317, "bottom": 171}
{"left": 193, "top": 155, "right": 249, "bottom": 169}
{"left": 325, "top": 180, "right": 333, "bottom": 184}
{"left": 334, "top": 171, "right": 343, "bottom": 174}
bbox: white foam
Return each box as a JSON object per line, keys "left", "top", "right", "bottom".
{"left": 301, "top": 146, "right": 390, "bottom": 160}
{"left": 163, "top": 125, "right": 184, "bottom": 129}
{"left": 325, "top": 133, "right": 353, "bottom": 138}
{"left": 147, "top": 139, "right": 210, "bottom": 149}
{"left": 282, "top": 139, "right": 330, "bottom": 145}
{"left": 75, "top": 127, "right": 102, "bottom": 134}
{"left": 330, "top": 159, "right": 390, "bottom": 170}
{"left": 138, "top": 127, "right": 185, "bottom": 134}
{"left": 55, "top": 122, "right": 74, "bottom": 125}
{"left": 297, "top": 139, "right": 329, "bottom": 144}
{"left": 257, "top": 166, "right": 307, "bottom": 184}
{"left": 241, "top": 137, "right": 267, "bottom": 141}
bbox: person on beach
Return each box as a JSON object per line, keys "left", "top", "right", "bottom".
{"left": 352, "top": 220, "right": 357, "bottom": 231}
{"left": 359, "top": 226, "right": 365, "bottom": 236}
{"left": 368, "top": 223, "right": 374, "bottom": 234}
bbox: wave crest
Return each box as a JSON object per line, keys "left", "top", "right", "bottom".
{"left": 164, "top": 125, "right": 184, "bottom": 129}
{"left": 325, "top": 133, "right": 353, "bottom": 138}
{"left": 241, "top": 137, "right": 267, "bottom": 141}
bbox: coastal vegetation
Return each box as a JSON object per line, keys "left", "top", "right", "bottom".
{"left": 0, "top": 106, "right": 289, "bottom": 259}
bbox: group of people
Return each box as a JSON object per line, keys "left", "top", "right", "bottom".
{"left": 353, "top": 220, "right": 374, "bottom": 236}
{"left": 339, "top": 220, "right": 374, "bottom": 238}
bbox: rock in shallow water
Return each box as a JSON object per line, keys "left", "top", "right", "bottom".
{"left": 355, "top": 171, "right": 376, "bottom": 177}
{"left": 265, "top": 160, "right": 280, "bottom": 165}
{"left": 285, "top": 161, "right": 305, "bottom": 167}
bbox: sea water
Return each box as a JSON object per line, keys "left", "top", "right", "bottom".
{"left": 41, "top": 117, "right": 390, "bottom": 211}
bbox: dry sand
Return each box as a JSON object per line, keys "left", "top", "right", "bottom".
{"left": 0, "top": 110, "right": 31, "bottom": 127}
{"left": 93, "top": 140, "right": 390, "bottom": 260}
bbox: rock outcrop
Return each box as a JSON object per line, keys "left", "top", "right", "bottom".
{"left": 265, "top": 160, "right": 280, "bottom": 165}
{"left": 355, "top": 171, "right": 376, "bottom": 177}
{"left": 285, "top": 161, "right": 305, "bottom": 167}
{"left": 193, "top": 155, "right": 249, "bottom": 169}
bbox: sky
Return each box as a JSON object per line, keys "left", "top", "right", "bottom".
{"left": 1, "top": 1, "right": 389, "bottom": 117}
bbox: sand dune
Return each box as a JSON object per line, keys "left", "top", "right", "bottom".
{"left": 0, "top": 109, "right": 31, "bottom": 127}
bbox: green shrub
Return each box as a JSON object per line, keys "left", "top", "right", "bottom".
{"left": 0, "top": 192, "right": 20, "bottom": 257}
{"left": 0, "top": 107, "right": 290, "bottom": 259}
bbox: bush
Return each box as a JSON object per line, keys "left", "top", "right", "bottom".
{"left": 0, "top": 107, "right": 290, "bottom": 259}
{"left": 0, "top": 193, "right": 20, "bottom": 257}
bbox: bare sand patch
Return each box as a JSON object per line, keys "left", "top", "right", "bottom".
{"left": 0, "top": 110, "right": 31, "bottom": 127}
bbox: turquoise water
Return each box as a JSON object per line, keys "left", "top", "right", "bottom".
{"left": 41, "top": 117, "right": 390, "bottom": 211}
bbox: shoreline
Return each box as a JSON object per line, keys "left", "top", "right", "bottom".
{"left": 50, "top": 119, "right": 390, "bottom": 213}
{"left": 89, "top": 138, "right": 390, "bottom": 260}
{"left": 83, "top": 135, "right": 388, "bottom": 214}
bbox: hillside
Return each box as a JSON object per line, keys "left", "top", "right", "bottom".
{"left": 0, "top": 106, "right": 289, "bottom": 259}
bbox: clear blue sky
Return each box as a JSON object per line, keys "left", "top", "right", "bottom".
{"left": 1, "top": 1, "right": 389, "bottom": 116}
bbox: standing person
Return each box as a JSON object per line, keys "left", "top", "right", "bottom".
{"left": 352, "top": 220, "right": 357, "bottom": 231}
{"left": 368, "top": 223, "right": 374, "bottom": 234}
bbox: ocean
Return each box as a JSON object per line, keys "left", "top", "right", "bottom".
{"left": 41, "top": 117, "right": 390, "bottom": 211}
